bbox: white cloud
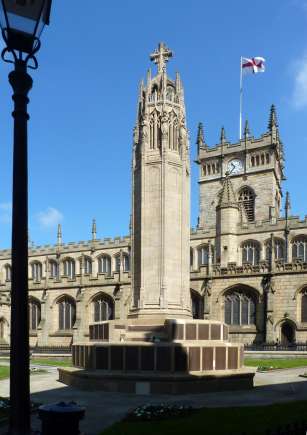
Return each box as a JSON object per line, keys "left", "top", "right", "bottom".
{"left": 0, "top": 202, "right": 12, "bottom": 224}
{"left": 292, "top": 54, "right": 307, "bottom": 109}
{"left": 37, "top": 207, "right": 63, "bottom": 229}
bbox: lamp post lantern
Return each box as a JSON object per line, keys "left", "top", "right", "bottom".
{"left": 0, "top": 1, "right": 52, "bottom": 434}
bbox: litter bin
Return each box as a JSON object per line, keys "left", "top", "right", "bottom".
{"left": 38, "top": 401, "right": 85, "bottom": 435}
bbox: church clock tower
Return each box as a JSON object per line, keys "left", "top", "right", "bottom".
{"left": 130, "top": 43, "right": 191, "bottom": 318}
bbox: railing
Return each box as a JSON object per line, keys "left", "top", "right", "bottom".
{"left": 0, "top": 344, "right": 72, "bottom": 354}
{"left": 31, "top": 345, "right": 72, "bottom": 354}
{"left": 244, "top": 342, "right": 307, "bottom": 351}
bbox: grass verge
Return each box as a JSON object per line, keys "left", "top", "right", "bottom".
{"left": 0, "top": 367, "right": 9, "bottom": 380}
{"left": 101, "top": 400, "right": 307, "bottom": 435}
{"left": 30, "top": 358, "right": 72, "bottom": 367}
{"left": 244, "top": 358, "right": 307, "bottom": 369}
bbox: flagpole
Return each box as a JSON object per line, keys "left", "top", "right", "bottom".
{"left": 239, "top": 56, "right": 243, "bottom": 140}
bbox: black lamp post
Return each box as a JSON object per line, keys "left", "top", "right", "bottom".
{"left": 0, "top": 1, "right": 52, "bottom": 434}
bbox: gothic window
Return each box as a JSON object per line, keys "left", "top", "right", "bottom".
{"left": 123, "top": 253, "right": 130, "bottom": 271}
{"left": 256, "top": 155, "right": 260, "bottom": 166}
{"left": 207, "top": 165, "right": 211, "bottom": 175}
{"left": 251, "top": 156, "right": 255, "bottom": 167}
{"left": 190, "top": 249, "right": 193, "bottom": 268}
{"left": 191, "top": 290, "right": 203, "bottom": 319}
{"left": 0, "top": 319, "right": 5, "bottom": 339}
{"left": 83, "top": 257, "right": 92, "bottom": 274}
{"left": 238, "top": 187, "right": 255, "bottom": 221}
{"left": 242, "top": 241, "right": 260, "bottom": 265}
{"left": 198, "top": 245, "right": 211, "bottom": 267}
{"left": 149, "top": 110, "right": 161, "bottom": 149}
{"left": 58, "top": 296, "right": 76, "bottom": 330}
{"left": 266, "top": 153, "right": 270, "bottom": 164}
{"left": 63, "top": 258, "right": 75, "bottom": 279}
{"left": 212, "top": 164, "right": 215, "bottom": 174}
{"left": 203, "top": 166, "right": 206, "bottom": 176}
{"left": 49, "top": 260, "right": 59, "bottom": 279}
{"left": 150, "top": 84, "right": 158, "bottom": 101}
{"left": 265, "top": 238, "right": 285, "bottom": 261}
{"left": 216, "top": 162, "right": 220, "bottom": 172}
{"left": 292, "top": 236, "right": 307, "bottom": 262}
{"left": 92, "top": 294, "right": 114, "bottom": 322}
{"left": 166, "top": 85, "right": 175, "bottom": 101}
{"left": 31, "top": 262, "right": 42, "bottom": 281}
{"left": 261, "top": 154, "right": 265, "bottom": 165}
{"left": 115, "top": 255, "right": 121, "bottom": 272}
{"left": 98, "top": 255, "right": 111, "bottom": 275}
{"left": 4, "top": 265, "right": 11, "bottom": 282}
{"left": 301, "top": 292, "right": 307, "bottom": 322}
{"left": 224, "top": 290, "right": 256, "bottom": 326}
{"left": 29, "top": 298, "right": 41, "bottom": 331}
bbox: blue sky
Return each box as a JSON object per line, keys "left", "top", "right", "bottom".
{"left": 0, "top": 0, "right": 306, "bottom": 248}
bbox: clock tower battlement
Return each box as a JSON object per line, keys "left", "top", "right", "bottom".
{"left": 196, "top": 105, "right": 285, "bottom": 231}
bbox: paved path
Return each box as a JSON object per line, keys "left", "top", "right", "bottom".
{"left": 0, "top": 366, "right": 307, "bottom": 434}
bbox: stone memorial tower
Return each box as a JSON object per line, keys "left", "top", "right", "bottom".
{"left": 131, "top": 42, "right": 191, "bottom": 318}
{"left": 63, "top": 44, "right": 255, "bottom": 394}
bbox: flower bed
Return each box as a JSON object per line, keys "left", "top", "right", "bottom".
{"left": 126, "top": 403, "right": 195, "bottom": 422}
{"left": 257, "top": 366, "right": 275, "bottom": 372}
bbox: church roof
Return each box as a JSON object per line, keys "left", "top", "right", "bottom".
{"left": 218, "top": 174, "right": 238, "bottom": 208}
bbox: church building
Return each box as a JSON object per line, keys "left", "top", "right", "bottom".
{"left": 0, "top": 44, "right": 306, "bottom": 348}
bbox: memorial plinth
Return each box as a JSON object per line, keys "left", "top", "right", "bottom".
{"left": 59, "top": 319, "right": 255, "bottom": 394}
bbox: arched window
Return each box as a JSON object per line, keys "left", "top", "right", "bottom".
{"left": 166, "top": 85, "right": 175, "bottom": 101}
{"left": 292, "top": 236, "right": 307, "bottom": 262}
{"left": 49, "top": 260, "right": 59, "bottom": 279}
{"left": 265, "top": 238, "right": 285, "bottom": 261}
{"left": 123, "top": 253, "right": 130, "bottom": 272}
{"left": 239, "top": 187, "right": 255, "bottom": 221}
{"left": 98, "top": 255, "right": 111, "bottom": 274}
{"left": 266, "top": 153, "right": 270, "bottom": 164}
{"left": 251, "top": 156, "right": 255, "bottom": 167}
{"left": 0, "top": 319, "right": 5, "bottom": 339}
{"left": 92, "top": 294, "right": 114, "bottom": 322}
{"left": 29, "top": 298, "right": 41, "bottom": 330}
{"left": 31, "top": 262, "right": 42, "bottom": 281}
{"left": 302, "top": 292, "right": 307, "bottom": 322}
{"left": 224, "top": 289, "right": 256, "bottom": 326}
{"left": 58, "top": 296, "right": 76, "bottom": 330}
{"left": 261, "top": 154, "right": 265, "bottom": 165}
{"left": 63, "top": 258, "right": 75, "bottom": 279}
{"left": 198, "top": 245, "right": 209, "bottom": 267}
{"left": 4, "top": 265, "right": 11, "bottom": 282}
{"left": 115, "top": 255, "right": 121, "bottom": 272}
{"left": 191, "top": 291, "right": 203, "bottom": 319}
{"left": 242, "top": 241, "right": 260, "bottom": 265}
{"left": 190, "top": 249, "right": 193, "bottom": 268}
{"left": 83, "top": 257, "right": 92, "bottom": 275}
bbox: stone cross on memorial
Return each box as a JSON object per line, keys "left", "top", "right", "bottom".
{"left": 150, "top": 42, "right": 173, "bottom": 74}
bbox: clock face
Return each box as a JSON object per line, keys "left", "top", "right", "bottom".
{"left": 228, "top": 159, "right": 243, "bottom": 174}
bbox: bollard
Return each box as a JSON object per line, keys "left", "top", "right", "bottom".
{"left": 38, "top": 401, "right": 85, "bottom": 435}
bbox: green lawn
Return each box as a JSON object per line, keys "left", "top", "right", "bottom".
{"left": 101, "top": 401, "right": 307, "bottom": 435}
{"left": 244, "top": 358, "right": 307, "bottom": 369}
{"left": 0, "top": 366, "right": 9, "bottom": 380}
{"left": 30, "top": 358, "right": 72, "bottom": 367}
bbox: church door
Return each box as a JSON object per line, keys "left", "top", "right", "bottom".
{"left": 281, "top": 322, "right": 295, "bottom": 346}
